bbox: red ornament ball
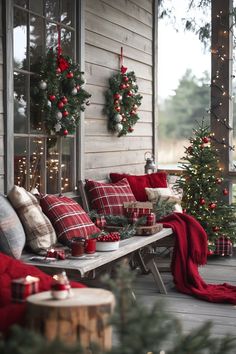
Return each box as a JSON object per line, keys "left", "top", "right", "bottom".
{"left": 57, "top": 101, "right": 64, "bottom": 109}
{"left": 63, "top": 110, "right": 69, "bottom": 117}
{"left": 130, "top": 110, "right": 136, "bottom": 115}
{"left": 187, "top": 146, "right": 193, "bottom": 154}
{"left": 56, "top": 67, "right": 61, "bottom": 74}
{"left": 63, "top": 129, "right": 68, "bottom": 136}
{"left": 216, "top": 177, "right": 223, "bottom": 184}
{"left": 114, "top": 100, "right": 119, "bottom": 105}
{"left": 208, "top": 202, "right": 216, "bottom": 210}
{"left": 223, "top": 188, "right": 229, "bottom": 195}
{"left": 212, "top": 226, "right": 220, "bottom": 232}
{"left": 61, "top": 96, "right": 68, "bottom": 104}
{"left": 199, "top": 197, "right": 206, "bottom": 205}
{"left": 113, "top": 93, "right": 121, "bottom": 100}
{"left": 76, "top": 85, "right": 80, "bottom": 91}
{"left": 128, "top": 126, "right": 134, "bottom": 132}
{"left": 119, "top": 84, "right": 126, "bottom": 90}
{"left": 49, "top": 95, "right": 56, "bottom": 101}
{"left": 123, "top": 76, "right": 129, "bottom": 83}
{"left": 115, "top": 106, "right": 121, "bottom": 112}
{"left": 183, "top": 209, "right": 187, "bottom": 213}
{"left": 127, "top": 91, "right": 133, "bottom": 97}
{"left": 66, "top": 72, "right": 74, "bottom": 79}
{"left": 202, "top": 136, "right": 210, "bottom": 143}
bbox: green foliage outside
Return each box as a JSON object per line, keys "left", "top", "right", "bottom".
{"left": 1, "top": 266, "right": 236, "bottom": 354}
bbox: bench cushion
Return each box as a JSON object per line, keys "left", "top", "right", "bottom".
{"left": 85, "top": 178, "right": 136, "bottom": 215}
{"left": 8, "top": 186, "right": 57, "bottom": 255}
{"left": 0, "top": 195, "right": 26, "bottom": 259}
{"left": 110, "top": 172, "right": 167, "bottom": 201}
{"left": 39, "top": 194, "right": 100, "bottom": 245}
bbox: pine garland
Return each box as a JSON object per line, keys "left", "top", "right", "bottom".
{"left": 31, "top": 48, "right": 91, "bottom": 136}
{"left": 104, "top": 65, "right": 142, "bottom": 137}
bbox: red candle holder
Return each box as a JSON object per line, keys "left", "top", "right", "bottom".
{"left": 51, "top": 271, "right": 71, "bottom": 300}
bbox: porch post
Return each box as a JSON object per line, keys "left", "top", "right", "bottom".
{"left": 152, "top": 0, "right": 158, "bottom": 167}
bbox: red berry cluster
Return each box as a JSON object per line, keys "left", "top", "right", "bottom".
{"left": 97, "top": 232, "right": 120, "bottom": 242}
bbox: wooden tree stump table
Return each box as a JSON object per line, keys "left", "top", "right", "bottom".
{"left": 26, "top": 288, "right": 115, "bottom": 351}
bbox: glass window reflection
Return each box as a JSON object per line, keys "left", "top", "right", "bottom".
{"left": 14, "top": 138, "right": 28, "bottom": 188}
{"left": 14, "top": 72, "right": 28, "bottom": 133}
{"left": 61, "top": 138, "right": 74, "bottom": 193}
{"left": 46, "top": 138, "right": 60, "bottom": 194}
{"left": 14, "top": 8, "right": 27, "bottom": 70}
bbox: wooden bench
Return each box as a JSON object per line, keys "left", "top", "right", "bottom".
{"left": 21, "top": 227, "right": 173, "bottom": 294}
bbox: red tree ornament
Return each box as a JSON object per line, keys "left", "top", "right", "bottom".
{"left": 115, "top": 106, "right": 121, "bottom": 112}
{"left": 216, "top": 177, "right": 223, "bottom": 184}
{"left": 199, "top": 197, "right": 206, "bottom": 205}
{"left": 113, "top": 93, "right": 121, "bottom": 100}
{"left": 61, "top": 96, "right": 68, "bottom": 104}
{"left": 49, "top": 95, "right": 56, "bottom": 101}
{"left": 57, "top": 101, "right": 64, "bottom": 109}
{"left": 212, "top": 226, "right": 220, "bottom": 232}
{"left": 120, "top": 65, "right": 128, "bottom": 74}
{"left": 63, "top": 129, "right": 68, "bottom": 136}
{"left": 223, "top": 188, "right": 229, "bottom": 195}
{"left": 202, "top": 136, "right": 210, "bottom": 143}
{"left": 209, "top": 202, "right": 216, "bottom": 209}
{"left": 119, "top": 83, "right": 126, "bottom": 90}
{"left": 66, "top": 72, "right": 74, "bottom": 79}
{"left": 123, "top": 76, "right": 129, "bottom": 83}
{"left": 63, "top": 110, "right": 69, "bottom": 117}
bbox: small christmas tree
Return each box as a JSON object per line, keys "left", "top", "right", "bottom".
{"left": 176, "top": 120, "right": 236, "bottom": 251}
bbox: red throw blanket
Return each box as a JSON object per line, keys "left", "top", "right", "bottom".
{"left": 161, "top": 213, "right": 236, "bottom": 304}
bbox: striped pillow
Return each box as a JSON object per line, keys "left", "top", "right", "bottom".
{"left": 85, "top": 178, "right": 136, "bottom": 215}
{"left": 8, "top": 186, "right": 57, "bottom": 255}
{"left": 39, "top": 194, "right": 100, "bottom": 245}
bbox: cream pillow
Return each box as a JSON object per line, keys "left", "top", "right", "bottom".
{"left": 145, "top": 187, "right": 182, "bottom": 213}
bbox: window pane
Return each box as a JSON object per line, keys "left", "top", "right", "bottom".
{"left": 30, "top": 74, "right": 44, "bottom": 133}
{"left": 158, "top": 0, "right": 211, "bottom": 169}
{"left": 45, "top": 0, "right": 59, "bottom": 22}
{"left": 14, "top": 138, "right": 28, "bottom": 188}
{"left": 14, "top": 8, "right": 28, "bottom": 70}
{"left": 61, "top": 0, "right": 75, "bottom": 27}
{"left": 14, "top": 72, "right": 28, "bottom": 133}
{"left": 14, "top": 0, "right": 28, "bottom": 9}
{"left": 61, "top": 138, "right": 74, "bottom": 193}
{"left": 46, "top": 138, "right": 60, "bottom": 194}
{"left": 46, "top": 21, "right": 58, "bottom": 50}
{"left": 29, "top": 0, "right": 43, "bottom": 15}
{"left": 61, "top": 27, "right": 73, "bottom": 57}
{"left": 30, "top": 15, "right": 44, "bottom": 71}
{"left": 29, "top": 138, "right": 44, "bottom": 190}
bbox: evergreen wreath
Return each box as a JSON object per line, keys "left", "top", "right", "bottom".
{"left": 31, "top": 47, "right": 91, "bottom": 136}
{"left": 104, "top": 50, "right": 142, "bottom": 137}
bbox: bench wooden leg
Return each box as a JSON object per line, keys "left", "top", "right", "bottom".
{"left": 146, "top": 257, "right": 167, "bottom": 295}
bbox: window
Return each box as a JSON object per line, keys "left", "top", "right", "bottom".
{"left": 157, "top": 0, "right": 211, "bottom": 170}
{"left": 13, "top": 0, "right": 77, "bottom": 193}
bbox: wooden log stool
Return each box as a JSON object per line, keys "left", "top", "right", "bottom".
{"left": 26, "top": 288, "right": 115, "bottom": 351}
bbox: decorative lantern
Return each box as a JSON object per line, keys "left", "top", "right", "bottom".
{"left": 51, "top": 271, "right": 71, "bottom": 300}
{"left": 144, "top": 152, "right": 156, "bottom": 174}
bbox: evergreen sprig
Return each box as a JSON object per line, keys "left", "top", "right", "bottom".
{"left": 104, "top": 69, "right": 142, "bottom": 137}
{"left": 30, "top": 48, "right": 91, "bottom": 136}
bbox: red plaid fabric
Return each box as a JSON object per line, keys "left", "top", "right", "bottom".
{"left": 85, "top": 178, "right": 136, "bottom": 215}
{"left": 214, "top": 236, "right": 233, "bottom": 256}
{"left": 39, "top": 195, "right": 100, "bottom": 245}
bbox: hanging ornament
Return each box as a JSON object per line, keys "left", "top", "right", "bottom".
{"left": 212, "top": 226, "right": 220, "bottom": 232}
{"left": 115, "top": 123, "right": 123, "bottom": 133}
{"left": 63, "top": 129, "right": 68, "bottom": 136}
{"left": 216, "top": 177, "right": 223, "bottom": 184}
{"left": 105, "top": 47, "right": 142, "bottom": 137}
{"left": 209, "top": 202, "right": 216, "bottom": 209}
{"left": 30, "top": 26, "right": 91, "bottom": 136}
{"left": 57, "top": 111, "right": 63, "bottom": 120}
{"left": 71, "top": 87, "right": 77, "bottom": 95}
{"left": 223, "top": 188, "right": 229, "bottom": 195}
{"left": 115, "top": 115, "right": 123, "bottom": 123}
{"left": 187, "top": 146, "right": 193, "bottom": 155}
{"left": 63, "top": 110, "right": 69, "bottom": 117}
{"left": 39, "top": 80, "right": 47, "bottom": 90}
{"left": 54, "top": 122, "right": 62, "bottom": 132}
{"left": 199, "top": 197, "right": 206, "bottom": 205}
{"left": 202, "top": 136, "right": 210, "bottom": 143}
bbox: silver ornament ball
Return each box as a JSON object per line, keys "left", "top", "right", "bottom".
{"left": 115, "top": 123, "right": 123, "bottom": 133}
{"left": 39, "top": 80, "right": 47, "bottom": 90}
{"left": 115, "top": 115, "right": 123, "bottom": 123}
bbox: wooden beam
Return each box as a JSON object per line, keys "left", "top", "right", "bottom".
{"left": 152, "top": 0, "right": 158, "bottom": 167}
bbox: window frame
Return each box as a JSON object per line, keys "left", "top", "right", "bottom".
{"left": 3, "top": 0, "right": 84, "bottom": 194}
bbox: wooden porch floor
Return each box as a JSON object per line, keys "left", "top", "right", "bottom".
{"left": 133, "top": 254, "right": 236, "bottom": 338}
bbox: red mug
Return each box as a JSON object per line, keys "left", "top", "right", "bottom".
{"left": 71, "top": 238, "right": 85, "bottom": 257}
{"left": 85, "top": 239, "right": 96, "bottom": 254}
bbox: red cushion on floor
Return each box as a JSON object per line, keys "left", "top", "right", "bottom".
{"left": 0, "top": 252, "right": 85, "bottom": 333}
{"left": 148, "top": 172, "right": 167, "bottom": 188}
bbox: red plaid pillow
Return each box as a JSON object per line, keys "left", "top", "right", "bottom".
{"left": 39, "top": 195, "right": 100, "bottom": 245}
{"left": 85, "top": 178, "right": 136, "bottom": 215}
{"left": 214, "top": 236, "right": 233, "bottom": 256}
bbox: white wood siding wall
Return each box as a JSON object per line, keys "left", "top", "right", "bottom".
{"left": 0, "top": 0, "right": 4, "bottom": 193}
{"left": 84, "top": 0, "right": 153, "bottom": 180}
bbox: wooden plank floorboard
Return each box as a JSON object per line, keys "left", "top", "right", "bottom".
{"left": 133, "top": 254, "right": 236, "bottom": 338}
